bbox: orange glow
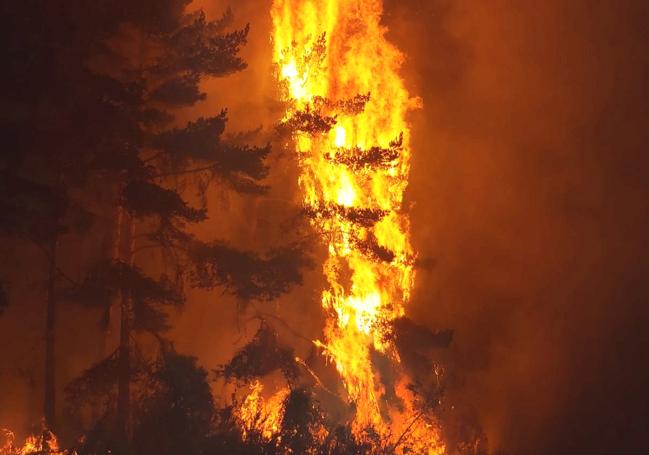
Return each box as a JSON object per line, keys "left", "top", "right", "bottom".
{"left": 272, "top": 0, "right": 444, "bottom": 452}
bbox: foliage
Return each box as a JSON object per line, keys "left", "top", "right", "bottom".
{"left": 66, "top": 349, "right": 122, "bottom": 410}
{"left": 0, "top": 173, "right": 68, "bottom": 242}
{"left": 190, "top": 241, "right": 312, "bottom": 301}
{"left": 312, "top": 93, "right": 371, "bottom": 116}
{"left": 67, "top": 261, "right": 183, "bottom": 334}
{"left": 154, "top": 10, "right": 249, "bottom": 77}
{"left": 150, "top": 73, "right": 206, "bottom": 106}
{"left": 131, "top": 348, "right": 216, "bottom": 455}
{"left": 355, "top": 235, "right": 396, "bottom": 263}
{"left": 305, "top": 204, "right": 388, "bottom": 228}
{"left": 326, "top": 133, "right": 404, "bottom": 171}
{"left": 279, "top": 389, "right": 326, "bottom": 454}
{"left": 123, "top": 180, "right": 207, "bottom": 223}
{"left": 151, "top": 114, "right": 271, "bottom": 193}
{"left": 218, "top": 323, "right": 299, "bottom": 383}
{"left": 278, "top": 106, "right": 337, "bottom": 136}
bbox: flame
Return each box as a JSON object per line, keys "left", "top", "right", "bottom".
{"left": 272, "top": 0, "right": 444, "bottom": 452}
{"left": 236, "top": 381, "right": 290, "bottom": 441}
{"left": 1, "top": 427, "right": 70, "bottom": 455}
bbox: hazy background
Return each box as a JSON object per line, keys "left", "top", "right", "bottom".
{"left": 2, "top": 1, "right": 648, "bottom": 454}
{"left": 388, "top": 1, "right": 649, "bottom": 454}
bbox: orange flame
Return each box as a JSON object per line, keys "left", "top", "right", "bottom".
{"left": 236, "top": 381, "right": 290, "bottom": 441}
{"left": 272, "top": 0, "right": 444, "bottom": 452}
{"left": 1, "top": 427, "right": 70, "bottom": 455}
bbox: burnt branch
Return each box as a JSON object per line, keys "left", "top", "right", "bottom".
{"left": 278, "top": 105, "right": 337, "bottom": 136}
{"left": 217, "top": 323, "right": 299, "bottom": 382}
{"left": 304, "top": 204, "right": 388, "bottom": 228}
{"left": 355, "top": 235, "right": 396, "bottom": 263}
{"left": 326, "top": 133, "right": 403, "bottom": 171}
{"left": 312, "top": 92, "right": 371, "bottom": 116}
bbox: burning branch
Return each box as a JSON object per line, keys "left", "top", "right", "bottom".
{"left": 326, "top": 133, "right": 404, "bottom": 171}
{"left": 304, "top": 204, "right": 388, "bottom": 227}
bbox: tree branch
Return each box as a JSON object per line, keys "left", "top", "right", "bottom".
{"left": 151, "top": 163, "right": 221, "bottom": 179}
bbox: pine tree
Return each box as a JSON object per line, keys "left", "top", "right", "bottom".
{"left": 55, "top": 3, "right": 310, "bottom": 449}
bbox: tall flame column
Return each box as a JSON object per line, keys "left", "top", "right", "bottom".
{"left": 272, "top": 1, "right": 443, "bottom": 450}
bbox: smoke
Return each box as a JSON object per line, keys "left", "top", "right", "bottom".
{"left": 385, "top": 0, "right": 649, "bottom": 453}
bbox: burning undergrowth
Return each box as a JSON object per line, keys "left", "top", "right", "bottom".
{"left": 217, "top": 319, "right": 457, "bottom": 454}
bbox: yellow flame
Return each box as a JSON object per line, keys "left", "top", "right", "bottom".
{"left": 236, "top": 381, "right": 289, "bottom": 441}
{"left": 334, "top": 125, "right": 347, "bottom": 148}
{"left": 1, "top": 427, "right": 68, "bottom": 455}
{"left": 272, "top": 0, "right": 444, "bottom": 452}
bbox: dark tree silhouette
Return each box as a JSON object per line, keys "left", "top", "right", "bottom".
{"left": 130, "top": 347, "right": 216, "bottom": 455}
{"left": 190, "top": 241, "right": 311, "bottom": 301}
{"left": 218, "top": 323, "right": 299, "bottom": 383}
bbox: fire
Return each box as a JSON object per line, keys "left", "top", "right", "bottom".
{"left": 236, "top": 381, "right": 290, "bottom": 441}
{"left": 272, "top": 0, "right": 444, "bottom": 453}
{"left": 1, "top": 427, "right": 71, "bottom": 455}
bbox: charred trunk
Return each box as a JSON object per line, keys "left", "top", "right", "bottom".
{"left": 99, "top": 200, "right": 124, "bottom": 359}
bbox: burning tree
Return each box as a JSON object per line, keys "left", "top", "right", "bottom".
{"left": 260, "top": 0, "right": 459, "bottom": 453}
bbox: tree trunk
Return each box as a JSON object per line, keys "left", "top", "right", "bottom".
{"left": 99, "top": 201, "right": 123, "bottom": 359}
{"left": 44, "top": 234, "right": 58, "bottom": 429}
{"left": 117, "top": 212, "right": 135, "bottom": 440}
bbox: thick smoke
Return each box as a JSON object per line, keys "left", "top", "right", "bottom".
{"left": 385, "top": 0, "right": 649, "bottom": 453}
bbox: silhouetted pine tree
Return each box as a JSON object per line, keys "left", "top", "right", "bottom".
{"left": 45, "top": 4, "right": 312, "bottom": 451}
{"left": 218, "top": 323, "right": 299, "bottom": 383}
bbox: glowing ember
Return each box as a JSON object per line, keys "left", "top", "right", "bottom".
{"left": 271, "top": 0, "right": 444, "bottom": 452}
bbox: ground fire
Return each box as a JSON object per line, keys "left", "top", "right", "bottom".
{"left": 1, "top": 427, "right": 73, "bottom": 455}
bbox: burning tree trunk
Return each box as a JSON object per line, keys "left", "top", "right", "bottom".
{"left": 97, "top": 195, "right": 124, "bottom": 360}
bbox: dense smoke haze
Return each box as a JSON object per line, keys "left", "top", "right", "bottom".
{"left": 1, "top": 0, "right": 648, "bottom": 454}
{"left": 386, "top": 1, "right": 649, "bottom": 453}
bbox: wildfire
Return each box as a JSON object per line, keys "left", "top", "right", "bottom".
{"left": 236, "top": 381, "right": 290, "bottom": 441}
{"left": 271, "top": 0, "right": 444, "bottom": 453}
{"left": 1, "top": 427, "right": 71, "bottom": 455}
